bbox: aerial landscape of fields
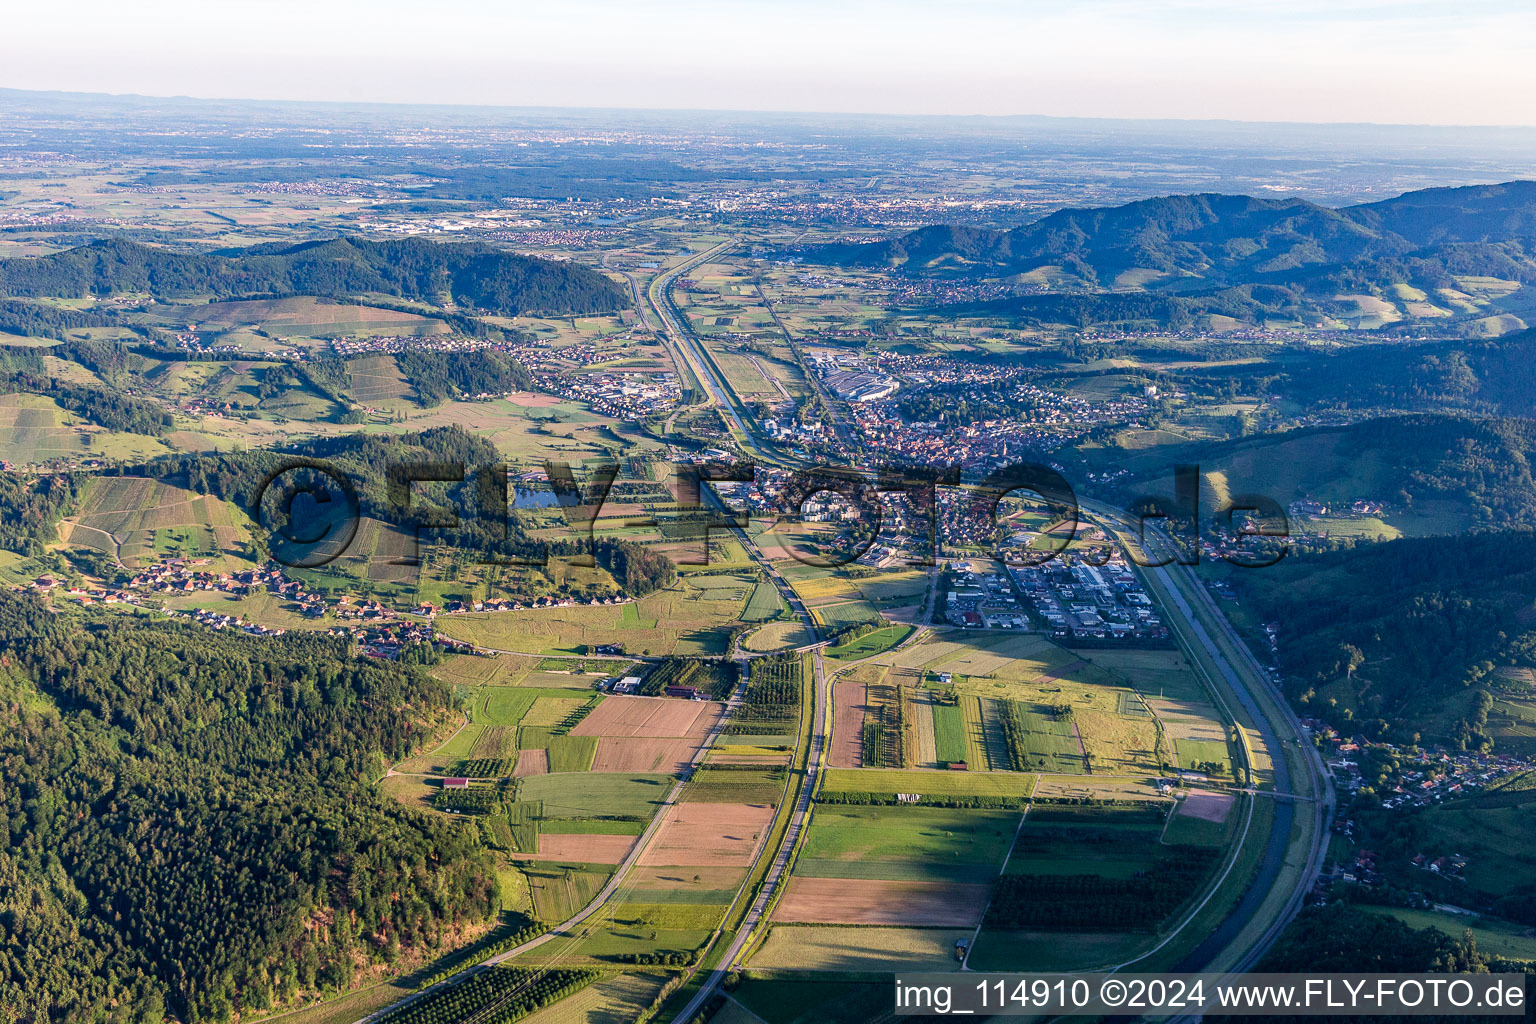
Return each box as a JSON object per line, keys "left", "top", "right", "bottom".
{"left": 4, "top": 4, "right": 1536, "bottom": 1022}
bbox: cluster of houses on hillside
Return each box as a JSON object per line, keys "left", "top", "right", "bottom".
{"left": 25, "top": 574, "right": 137, "bottom": 608}
{"left": 326, "top": 333, "right": 499, "bottom": 359}
{"left": 178, "top": 607, "right": 287, "bottom": 636}
{"left": 1318, "top": 741, "right": 1536, "bottom": 897}
{"left": 127, "top": 560, "right": 313, "bottom": 599}
{"left": 427, "top": 593, "right": 631, "bottom": 615}
{"left": 1317, "top": 727, "right": 1536, "bottom": 809}
{"left": 517, "top": 342, "right": 609, "bottom": 368}
{"left": 165, "top": 330, "right": 302, "bottom": 361}
{"left": 23, "top": 551, "right": 637, "bottom": 653}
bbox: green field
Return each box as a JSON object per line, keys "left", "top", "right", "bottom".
{"left": 1005, "top": 701, "right": 1090, "bottom": 774}
{"left": 545, "top": 735, "right": 599, "bottom": 773}
{"left": 824, "top": 624, "right": 915, "bottom": 661}
{"left": 1161, "top": 809, "right": 1232, "bottom": 847}
{"left": 744, "top": 621, "right": 815, "bottom": 652}
{"left": 796, "top": 805, "right": 1019, "bottom": 882}
{"left": 0, "top": 393, "right": 173, "bottom": 465}
{"left": 811, "top": 599, "right": 883, "bottom": 629}
{"left": 1407, "top": 796, "right": 1536, "bottom": 898}
{"left": 479, "top": 688, "right": 540, "bottom": 726}
{"left": 966, "top": 930, "right": 1154, "bottom": 972}
{"left": 517, "top": 773, "right": 674, "bottom": 819}
{"left": 522, "top": 696, "right": 589, "bottom": 727}
{"left": 435, "top": 586, "right": 742, "bottom": 656}
{"left": 741, "top": 582, "right": 784, "bottom": 621}
{"left": 525, "top": 865, "right": 612, "bottom": 922}
{"left": 1006, "top": 810, "right": 1168, "bottom": 878}
{"left": 1359, "top": 907, "right": 1536, "bottom": 964}
{"left": 729, "top": 978, "right": 894, "bottom": 1024}
{"left": 820, "top": 767, "right": 1037, "bottom": 798}
{"left": 519, "top": 924, "right": 711, "bottom": 964}
{"left": 537, "top": 818, "right": 646, "bottom": 835}
{"left": 683, "top": 768, "right": 785, "bottom": 804}
{"left": 932, "top": 703, "right": 969, "bottom": 763}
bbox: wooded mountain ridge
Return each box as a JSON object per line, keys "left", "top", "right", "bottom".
{"left": 0, "top": 236, "right": 628, "bottom": 316}
{"left": 813, "top": 180, "right": 1536, "bottom": 330}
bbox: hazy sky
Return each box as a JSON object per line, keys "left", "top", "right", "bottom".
{"left": 7, "top": 0, "right": 1534, "bottom": 125}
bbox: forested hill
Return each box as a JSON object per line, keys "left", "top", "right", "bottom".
{"left": 0, "top": 596, "right": 499, "bottom": 1022}
{"left": 1239, "top": 530, "right": 1536, "bottom": 750}
{"left": 1110, "top": 413, "right": 1536, "bottom": 532}
{"left": 1266, "top": 327, "right": 1536, "bottom": 417}
{"left": 818, "top": 180, "right": 1536, "bottom": 282}
{"left": 810, "top": 180, "right": 1536, "bottom": 329}
{"left": 0, "top": 236, "right": 628, "bottom": 315}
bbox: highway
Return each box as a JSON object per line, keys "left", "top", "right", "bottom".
{"left": 647, "top": 242, "right": 751, "bottom": 435}
{"left": 357, "top": 238, "right": 1331, "bottom": 1024}
{"left": 666, "top": 649, "right": 832, "bottom": 1024}
{"left": 647, "top": 241, "right": 807, "bottom": 469}
{"left": 649, "top": 240, "right": 1334, "bottom": 980}
{"left": 1169, "top": 549, "right": 1334, "bottom": 974}
{"left": 1084, "top": 502, "right": 1333, "bottom": 978}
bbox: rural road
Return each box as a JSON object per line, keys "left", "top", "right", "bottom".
{"left": 667, "top": 618, "right": 935, "bottom": 1023}
{"left": 666, "top": 648, "right": 832, "bottom": 1024}
{"left": 355, "top": 678, "right": 752, "bottom": 1024}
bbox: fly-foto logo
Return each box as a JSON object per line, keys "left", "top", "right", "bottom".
{"left": 250, "top": 458, "right": 1290, "bottom": 570}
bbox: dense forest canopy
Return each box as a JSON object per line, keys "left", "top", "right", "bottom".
{"left": 1239, "top": 530, "right": 1536, "bottom": 747}
{"left": 395, "top": 349, "right": 532, "bottom": 406}
{"left": 146, "top": 425, "right": 604, "bottom": 566}
{"left": 1265, "top": 328, "right": 1536, "bottom": 418}
{"left": 0, "top": 597, "right": 498, "bottom": 1023}
{"left": 0, "top": 368, "right": 173, "bottom": 436}
{"left": 1112, "top": 413, "right": 1536, "bottom": 530}
{"left": 0, "top": 236, "right": 628, "bottom": 316}
{"left": 0, "top": 471, "right": 82, "bottom": 555}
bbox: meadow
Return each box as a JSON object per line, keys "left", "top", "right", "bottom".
{"left": 516, "top": 773, "right": 675, "bottom": 820}
{"left": 823, "top": 624, "right": 914, "bottom": 661}
{"left": 0, "top": 392, "right": 173, "bottom": 464}
{"left": 819, "top": 767, "right": 1037, "bottom": 798}
{"left": 795, "top": 805, "right": 1019, "bottom": 883}
{"left": 434, "top": 584, "right": 745, "bottom": 656}
{"left": 743, "top": 621, "right": 815, "bottom": 652}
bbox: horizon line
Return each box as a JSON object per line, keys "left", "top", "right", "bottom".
{"left": 4, "top": 84, "right": 1536, "bottom": 134}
